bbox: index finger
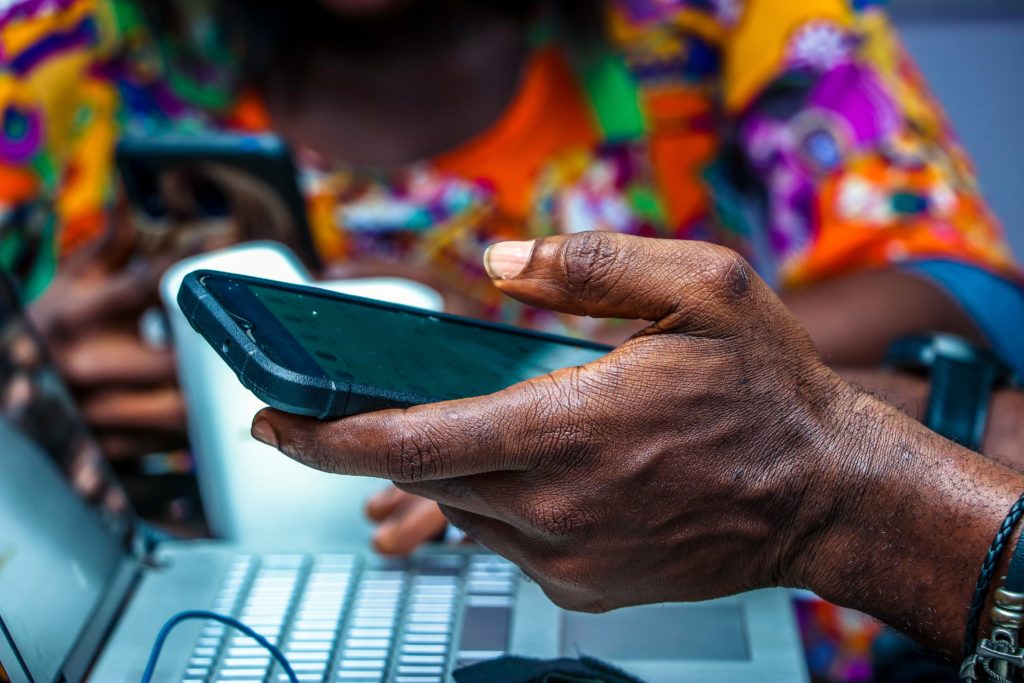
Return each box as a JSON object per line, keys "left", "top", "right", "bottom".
{"left": 250, "top": 371, "right": 580, "bottom": 483}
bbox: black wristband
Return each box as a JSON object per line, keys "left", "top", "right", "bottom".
{"left": 964, "top": 492, "right": 1024, "bottom": 659}
{"left": 885, "top": 334, "right": 1013, "bottom": 452}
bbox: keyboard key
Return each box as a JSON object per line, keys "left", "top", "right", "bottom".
{"left": 348, "top": 628, "right": 391, "bottom": 639}
{"left": 338, "top": 659, "right": 387, "bottom": 670}
{"left": 400, "top": 644, "right": 447, "bottom": 655}
{"left": 402, "top": 634, "right": 448, "bottom": 644}
{"left": 353, "top": 609, "right": 398, "bottom": 619}
{"left": 286, "top": 640, "right": 334, "bottom": 651}
{"left": 339, "top": 649, "right": 389, "bottom": 659}
{"left": 404, "top": 623, "right": 450, "bottom": 634}
{"left": 407, "top": 613, "right": 452, "bottom": 624}
{"left": 289, "top": 630, "right": 337, "bottom": 642}
{"left": 345, "top": 638, "right": 391, "bottom": 649}
{"left": 351, "top": 618, "right": 396, "bottom": 629}
{"left": 292, "top": 618, "right": 344, "bottom": 630}
{"left": 284, "top": 650, "right": 330, "bottom": 662}
{"left": 400, "top": 655, "right": 446, "bottom": 665}
{"left": 215, "top": 669, "right": 269, "bottom": 679}
{"left": 397, "top": 665, "right": 445, "bottom": 676}
{"left": 466, "top": 595, "right": 514, "bottom": 608}
{"left": 221, "top": 657, "right": 270, "bottom": 668}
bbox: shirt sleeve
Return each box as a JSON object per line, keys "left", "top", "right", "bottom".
{"left": 717, "top": 0, "right": 1019, "bottom": 289}
{"left": 0, "top": 0, "right": 120, "bottom": 286}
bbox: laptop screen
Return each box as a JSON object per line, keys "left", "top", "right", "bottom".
{"left": 0, "top": 272, "right": 133, "bottom": 682}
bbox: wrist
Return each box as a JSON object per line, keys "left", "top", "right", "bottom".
{"left": 788, "top": 386, "right": 1024, "bottom": 654}
{"left": 781, "top": 385, "right": 900, "bottom": 593}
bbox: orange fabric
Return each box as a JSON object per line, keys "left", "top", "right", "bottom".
{"left": 226, "top": 90, "right": 274, "bottom": 132}
{"left": 434, "top": 47, "right": 598, "bottom": 221}
{"left": 793, "top": 152, "right": 1016, "bottom": 284}
{"left": 0, "top": 165, "right": 39, "bottom": 204}
{"left": 642, "top": 89, "right": 716, "bottom": 230}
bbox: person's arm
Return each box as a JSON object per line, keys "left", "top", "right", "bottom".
{"left": 711, "top": 0, "right": 1024, "bottom": 367}
{"left": 782, "top": 269, "right": 984, "bottom": 366}
{"left": 252, "top": 232, "right": 1024, "bottom": 657}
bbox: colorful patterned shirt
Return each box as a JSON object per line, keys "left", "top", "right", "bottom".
{"left": 0, "top": 0, "right": 1022, "bottom": 365}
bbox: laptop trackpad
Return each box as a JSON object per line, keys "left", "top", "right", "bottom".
{"left": 560, "top": 603, "right": 749, "bottom": 661}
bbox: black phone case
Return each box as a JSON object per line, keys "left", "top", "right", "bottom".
{"left": 177, "top": 270, "right": 612, "bottom": 421}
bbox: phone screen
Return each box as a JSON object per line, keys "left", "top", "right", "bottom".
{"left": 205, "top": 276, "right": 610, "bottom": 402}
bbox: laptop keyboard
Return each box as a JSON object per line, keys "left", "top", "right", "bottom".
{"left": 181, "top": 553, "right": 518, "bottom": 683}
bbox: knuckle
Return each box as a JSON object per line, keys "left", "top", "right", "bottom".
{"left": 532, "top": 499, "right": 598, "bottom": 539}
{"left": 699, "top": 246, "right": 754, "bottom": 301}
{"left": 562, "top": 232, "right": 630, "bottom": 302}
{"left": 59, "top": 348, "right": 92, "bottom": 386}
{"left": 281, "top": 430, "right": 334, "bottom": 473}
{"left": 386, "top": 425, "right": 442, "bottom": 482}
{"left": 523, "top": 373, "right": 598, "bottom": 473}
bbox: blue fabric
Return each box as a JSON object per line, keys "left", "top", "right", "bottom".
{"left": 902, "top": 260, "right": 1024, "bottom": 376}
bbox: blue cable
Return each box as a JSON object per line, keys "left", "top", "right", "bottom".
{"left": 140, "top": 610, "right": 300, "bottom": 683}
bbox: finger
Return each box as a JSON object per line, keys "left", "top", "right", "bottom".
{"left": 80, "top": 386, "right": 186, "bottom": 432}
{"left": 55, "top": 265, "right": 166, "bottom": 333}
{"left": 436, "top": 505, "right": 539, "bottom": 576}
{"left": 484, "top": 232, "right": 767, "bottom": 337}
{"left": 366, "top": 485, "right": 410, "bottom": 523}
{"left": 60, "top": 333, "right": 177, "bottom": 388}
{"left": 252, "top": 375, "right": 568, "bottom": 481}
{"left": 372, "top": 498, "right": 448, "bottom": 556}
{"left": 98, "top": 431, "right": 190, "bottom": 461}
{"left": 398, "top": 475, "right": 600, "bottom": 545}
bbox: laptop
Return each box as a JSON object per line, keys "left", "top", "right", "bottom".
{"left": 0, "top": 268, "right": 809, "bottom": 683}
{"left": 158, "top": 242, "right": 446, "bottom": 546}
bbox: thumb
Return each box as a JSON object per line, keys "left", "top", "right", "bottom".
{"left": 484, "top": 232, "right": 764, "bottom": 337}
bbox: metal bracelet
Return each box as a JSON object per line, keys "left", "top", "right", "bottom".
{"left": 962, "top": 586, "right": 1024, "bottom": 681}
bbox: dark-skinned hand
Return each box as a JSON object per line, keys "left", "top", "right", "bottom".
{"left": 28, "top": 210, "right": 191, "bottom": 461}
{"left": 250, "top": 233, "right": 1024, "bottom": 657}
{"left": 251, "top": 232, "right": 862, "bottom": 609}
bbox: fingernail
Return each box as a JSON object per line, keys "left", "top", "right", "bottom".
{"left": 251, "top": 419, "right": 279, "bottom": 449}
{"left": 484, "top": 240, "right": 535, "bottom": 280}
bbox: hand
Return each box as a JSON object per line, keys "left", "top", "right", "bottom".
{"left": 251, "top": 233, "right": 1024, "bottom": 656}
{"left": 366, "top": 487, "right": 449, "bottom": 555}
{"left": 29, "top": 219, "right": 188, "bottom": 460}
{"left": 252, "top": 232, "right": 861, "bottom": 609}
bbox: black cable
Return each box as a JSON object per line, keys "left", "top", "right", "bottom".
{"left": 964, "top": 492, "right": 1024, "bottom": 659}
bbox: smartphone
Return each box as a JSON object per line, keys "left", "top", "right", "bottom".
{"left": 177, "top": 271, "right": 612, "bottom": 419}
{"left": 117, "top": 132, "right": 320, "bottom": 268}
